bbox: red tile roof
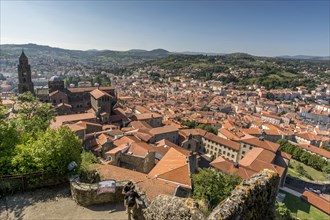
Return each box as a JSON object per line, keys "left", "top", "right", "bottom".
{"left": 301, "top": 190, "right": 330, "bottom": 215}
{"left": 204, "top": 132, "right": 240, "bottom": 151}
{"left": 240, "top": 137, "right": 279, "bottom": 153}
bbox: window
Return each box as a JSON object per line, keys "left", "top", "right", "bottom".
{"left": 60, "top": 99, "right": 62, "bottom": 103}
{"left": 227, "top": 152, "right": 230, "bottom": 156}
{"left": 53, "top": 100, "right": 56, "bottom": 104}
{"left": 231, "top": 155, "right": 234, "bottom": 158}
{"left": 249, "top": 147, "right": 252, "bottom": 150}
{"left": 242, "top": 151, "right": 245, "bottom": 155}
{"left": 188, "top": 144, "right": 191, "bottom": 150}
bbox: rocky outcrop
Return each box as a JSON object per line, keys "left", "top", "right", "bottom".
{"left": 208, "top": 169, "right": 280, "bottom": 220}
{"left": 143, "top": 195, "right": 206, "bottom": 220}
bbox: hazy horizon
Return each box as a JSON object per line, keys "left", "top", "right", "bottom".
{"left": 2, "top": 42, "right": 330, "bottom": 58}
{"left": 1, "top": 1, "right": 329, "bottom": 57}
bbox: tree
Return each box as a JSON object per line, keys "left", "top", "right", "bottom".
{"left": 15, "top": 92, "right": 56, "bottom": 136}
{"left": 192, "top": 168, "right": 241, "bottom": 210}
{"left": 275, "top": 202, "right": 294, "bottom": 220}
{"left": 11, "top": 127, "right": 82, "bottom": 174}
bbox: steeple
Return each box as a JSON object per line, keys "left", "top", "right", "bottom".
{"left": 19, "top": 49, "right": 28, "bottom": 64}
{"left": 17, "top": 50, "right": 34, "bottom": 94}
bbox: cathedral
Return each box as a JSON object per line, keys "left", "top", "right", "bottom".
{"left": 17, "top": 51, "right": 117, "bottom": 122}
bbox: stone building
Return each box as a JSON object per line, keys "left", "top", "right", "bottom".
{"left": 17, "top": 52, "right": 117, "bottom": 120}
{"left": 17, "top": 50, "right": 34, "bottom": 94}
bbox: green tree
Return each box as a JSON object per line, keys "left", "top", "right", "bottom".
{"left": 11, "top": 127, "right": 82, "bottom": 174}
{"left": 192, "top": 168, "right": 241, "bottom": 210}
{"left": 15, "top": 92, "right": 56, "bottom": 136}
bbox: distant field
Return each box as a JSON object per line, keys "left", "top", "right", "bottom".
{"left": 288, "top": 159, "right": 328, "bottom": 182}
{"left": 280, "top": 191, "right": 329, "bottom": 220}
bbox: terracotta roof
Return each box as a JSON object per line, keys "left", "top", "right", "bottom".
{"left": 210, "top": 156, "right": 255, "bottom": 179}
{"left": 296, "top": 132, "right": 323, "bottom": 141}
{"left": 96, "top": 164, "right": 179, "bottom": 202}
{"left": 298, "top": 143, "right": 330, "bottom": 159}
{"left": 51, "top": 113, "right": 96, "bottom": 129}
{"left": 204, "top": 132, "right": 240, "bottom": 151}
{"left": 130, "top": 121, "right": 152, "bottom": 130}
{"left": 90, "top": 89, "right": 112, "bottom": 99}
{"left": 148, "top": 147, "right": 191, "bottom": 187}
{"left": 278, "top": 151, "right": 292, "bottom": 160}
{"left": 64, "top": 123, "right": 85, "bottom": 132}
{"left": 68, "top": 86, "right": 114, "bottom": 93}
{"left": 113, "top": 136, "right": 137, "bottom": 148}
{"left": 149, "top": 126, "right": 178, "bottom": 135}
{"left": 240, "top": 137, "right": 279, "bottom": 153}
{"left": 179, "top": 129, "right": 207, "bottom": 137}
{"left": 105, "top": 144, "right": 129, "bottom": 155}
{"left": 239, "top": 148, "right": 275, "bottom": 166}
{"left": 133, "top": 113, "right": 162, "bottom": 120}
{"left": 301, "top": 190, "right": 330, "bottom": 215}
{"left": 127, "top": 142, "right": 155, "bottom": 157}
{"left": 218, "top": 128, "right": 241, "bottom": 141}
{"left": 155, "top": 139, "right": 190, "bottom": 157}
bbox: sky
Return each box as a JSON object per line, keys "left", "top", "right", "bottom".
{"left": 1, "top": 0, "right": 329, "bottom": 56}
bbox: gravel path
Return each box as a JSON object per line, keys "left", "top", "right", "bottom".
{"left": 0, "top": 184, "right": 127, "bottom": 220}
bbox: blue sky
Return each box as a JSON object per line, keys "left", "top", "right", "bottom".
{"left": 1, "top": 1, "right": 329, "bottom": 56}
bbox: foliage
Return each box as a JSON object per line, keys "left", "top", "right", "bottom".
{"left": 192, "top": 168, "right": 241, "bottom": 210}
{"left": 181, "top": 120, "right": 218, "bottom": 135}
{"left": 275, "top": 202, "right": 294, "bottom": 220}
{"left": 80, "top": 151, "right": 98, "bottom": 172}
{"left": 79, "top": 151, "right": 99, "bottom": 183}
{"left": 295, "top": 164, "right": 313, "bottom": 180}
{"left": 277, "top": 139, "right": 329, "bottom": 171}
{"left": 11, "top": 127, "right": 82, "bottom": 174}
{"left": 0, "top": 95, "right": 83, "bottom": 176}
{"left": 15, "top": 92, "right": 56, "bottom": 136}
{"left": 63, "top": 74, "right": 111, "bottom": 87}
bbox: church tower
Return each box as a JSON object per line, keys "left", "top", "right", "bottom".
{"left": 18, "top": 50, "right": 34, "bottom": 94}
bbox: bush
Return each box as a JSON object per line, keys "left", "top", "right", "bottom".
{"left": 192, "top": 168, "right": 241, "bottom": 210}
{"left": 276, "top": 202, "right": 294, "bottom": 220}
{"left": 79, "top": 151, "right": 99, "bottom": 183}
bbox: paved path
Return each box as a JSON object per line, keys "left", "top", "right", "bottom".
{"left": 0, "top": 184, "right": 127, "bottom": 220}
{"left": 280, "top": 186, "right": 302, "bottom": 197}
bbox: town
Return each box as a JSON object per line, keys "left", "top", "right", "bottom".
{"left": 0, "top": 49, "right": 329, "bottom": 220}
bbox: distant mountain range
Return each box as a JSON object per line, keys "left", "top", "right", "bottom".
{"left": 277, "top": 55, "right": 330, "bottom": 60}
{"left": 0, "top": 43, "right": 170, "bottom": 59}
{"left": 0, "top": 43, "right": 328, "bottom": 63}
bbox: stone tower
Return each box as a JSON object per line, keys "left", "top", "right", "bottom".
{"left": 18, "top": 50, "right": 34, "bottom": 94}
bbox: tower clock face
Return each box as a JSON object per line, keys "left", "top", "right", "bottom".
{"left": 22, "top": 72, "right": 27, "bottom": 76}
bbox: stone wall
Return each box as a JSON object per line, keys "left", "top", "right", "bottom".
{"left": 143, "top": 195, "right": 205, "bottom": 220}
{"left": 208, "top": 169, "right": 279, "bottom": 220}
{"left": 143, "top": 169, "right": 279, "bottom": 220}
{"left": 120, "top": 151, "right": 155, "bottom": 174}
{"left": 285, "top": 175, "right": 330, "bottom": 194}
{"left": 70, "top": 180, "right": 126, "bottom": 206}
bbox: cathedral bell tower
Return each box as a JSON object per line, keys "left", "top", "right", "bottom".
{"left": 18, "top": 50, "right": 34, "bottom": 94}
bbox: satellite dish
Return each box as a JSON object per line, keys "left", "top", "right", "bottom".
{"left": 67, "top": 161, "right": 77, "bottom": 171}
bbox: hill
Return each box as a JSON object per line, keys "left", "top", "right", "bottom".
{"left": 0, "top": 43, "right": 170, "bottom": 70}
{"left": 132, "top": 53, "right": 330, "bottom": 89}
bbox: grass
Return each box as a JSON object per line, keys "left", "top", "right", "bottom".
{"left": 280, "top": 190, "right": 329, "bottom": 220}
{"left": 288, "top": 159, "right": 328, "bottom": 182}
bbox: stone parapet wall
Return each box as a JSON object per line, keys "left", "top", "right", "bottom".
{"left": 208, "top": 169, "right": 280, "bottom": 220}
{"left": 70, "top": 180, "right": 126, "bottom": 206}
{"left": 143, "top": 195, "right": 205, "bottom": 220}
